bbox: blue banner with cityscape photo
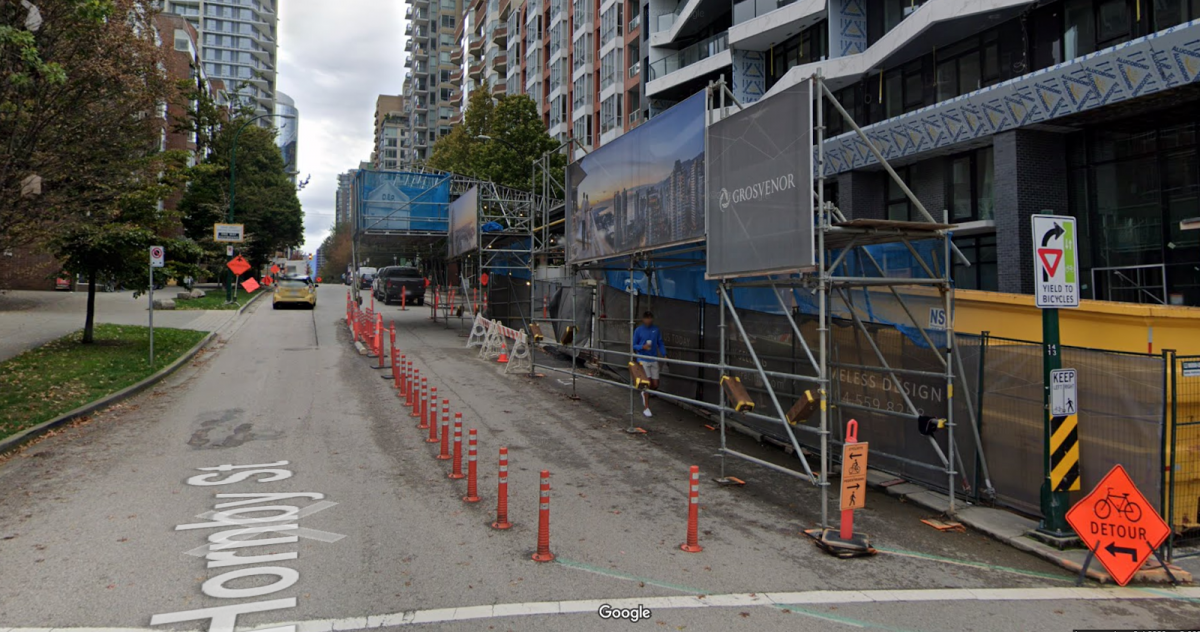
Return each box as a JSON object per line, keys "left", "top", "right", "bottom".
{"left": 355, "top": 170, "right": 451, "bottom": 234}
{"left": 566, "top": 91, "right": 706, "bottom": 264}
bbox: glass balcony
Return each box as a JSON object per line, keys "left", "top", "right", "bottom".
{"left": 647, "top": 32, "right": 727, "bottom": 80}
{"left": 732, "top": 0, "right": 797, "bottom": 25}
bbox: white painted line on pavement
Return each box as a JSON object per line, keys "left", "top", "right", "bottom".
{"left": 15, "top": 585, "right": 1199, "bottom": 632}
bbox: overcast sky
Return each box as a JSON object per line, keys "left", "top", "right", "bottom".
{"left": 277, "top": 0, "right": 404, "bottom": 251}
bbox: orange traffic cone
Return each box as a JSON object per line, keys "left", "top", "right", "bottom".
{"left": 497, "top": 342, "right": 509, "bottom": 364}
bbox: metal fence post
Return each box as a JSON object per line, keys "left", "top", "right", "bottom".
{"left": 1166, "top": 348, "right": 1177, "bottom": 561}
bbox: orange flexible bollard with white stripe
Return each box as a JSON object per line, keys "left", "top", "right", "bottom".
{"left": 532, "top": 470, "right": 554, "bottom": 562}
{"left": 491, "top": 447, "right": 511, "bottom": 529}
{"left": 463, "top": 429, "right": 481, "bottom": 503}
{"left": 449, "top": 413, "right": 465, "bottom": 479}
{"left": 681, "top": 466, "right": 703, "bottom": 553}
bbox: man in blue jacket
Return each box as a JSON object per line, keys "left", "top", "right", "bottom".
{"left": 632, "top": 310, "right": 666, "bottom": 417}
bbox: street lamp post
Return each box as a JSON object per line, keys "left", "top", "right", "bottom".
{"left": 224, "top": 113, "right": 296, "bottom": 302}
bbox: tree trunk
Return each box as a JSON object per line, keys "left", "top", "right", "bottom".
{"left": 83, "top": 268, "right": 97, "bottom": 344}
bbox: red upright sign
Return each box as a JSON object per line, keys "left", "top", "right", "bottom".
{"left": 1065, "top": 464, "right": 1170, "bottom": 586}
{"left": 240, "top": 277, "right": 261, "bottom": 293}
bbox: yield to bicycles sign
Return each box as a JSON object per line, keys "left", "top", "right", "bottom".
{"left": 1066, "top": 464, "right": 1169, "bottom": 585}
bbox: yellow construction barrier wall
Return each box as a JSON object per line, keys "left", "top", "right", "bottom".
{"left": 953, "top": 289, "right": 1200, "bottom": 354}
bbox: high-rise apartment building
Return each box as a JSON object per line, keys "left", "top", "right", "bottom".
{"left": 275, "top": 91, "right": 299, "bottom": 182}
{"left": 373, "top": 95, "right": 409, "bottom": 170}
{"left": 636, "top": 0, "right": 1200, "bottom": 304}
{"left": 161, "top": 0, "right": 280, "bottom": 118}
{"left": 463, "top": 0, "right": 642, "bottom": 160}
{"left": 402, "top": 0, "right": 466, "bottom": 163}
{"left": 335, "top": 170, "right": 357, "bottom": 226}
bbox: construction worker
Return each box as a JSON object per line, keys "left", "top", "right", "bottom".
{"left": 632, "top": 310, "right": 666, "bottom": 417}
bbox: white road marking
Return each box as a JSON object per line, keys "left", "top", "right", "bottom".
{"left": 9, "top": 585, "right": 1200, "bottom": 631}
{"left": 184, "top": 501, "right": 345, "bottom": 557}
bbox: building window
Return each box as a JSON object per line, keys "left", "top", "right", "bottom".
{"left": 945, "top": 147, "right": 994, "bottom": 221}
{"left": 883, "top": 60, "right": 924, "bottom": 119}
{"left": 887, "top": 166, "right": 914, "bottom": 221}
{"left": 1154, "top": 0, "right": 1200, "bottom": 30}
{"left": 953, "top": 235, "right": 998, "bottom": 291}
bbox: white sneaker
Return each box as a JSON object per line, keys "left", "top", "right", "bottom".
{"left": 643, "top": 408, "right": 653, "bottom": 418}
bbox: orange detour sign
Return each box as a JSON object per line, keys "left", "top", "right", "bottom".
{"left": 480, "top": 272, "right": 489, "bottom": 286}
{"left": 227, "top": 255, "right": 251, "bottom": 277}
{"left": 840, "top": 442, "right": 869, "bottom": 511}
{"left": 262, "top": 275, "right": 274, "bottom": 286}
{"left": 240, "top": 277, "right": 261, "bottom": 293}
{"left": 1066, "top": 464, "right": 1170, "bottom": 586}
{"left": 270, "top": 264, "right": 280, "bottom": 274}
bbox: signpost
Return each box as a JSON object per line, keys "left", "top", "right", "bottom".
{"left": 149, "top": 246, "right": 165, "bottom": 365}
{"left": 1066, "top": 465, "right": 1173, "bottom": 586}
{"left": 1031, "top": 214, "right": 1080, "bottom": 536}
{"left": 226, "top": 255, "right": 252, "bottom": 306}
{"left": 839, "top": 420, "right": 868, "bottom": 539}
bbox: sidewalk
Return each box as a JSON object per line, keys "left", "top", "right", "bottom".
{"left": 0, "top": 289, "right": 237, "bottom": 363}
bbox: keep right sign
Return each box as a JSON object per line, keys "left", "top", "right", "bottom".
{"left": 1031, "top": 214, "right": 1080, "bottom": 308}
{"left": 1066, "top": 464, "right": 1170, "bottom": 586}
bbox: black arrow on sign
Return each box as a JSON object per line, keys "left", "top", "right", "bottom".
{"left": 1104, "top": 541, "right": 1138, "bottom": 562}
{"left": 845, "top": 483, "right": 861, "bottom": 490}
{"left": 1042, "top": 222, "right": 1065, "bottom": 247}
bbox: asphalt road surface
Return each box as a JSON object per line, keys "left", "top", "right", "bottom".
{"left": 1, "top": 285, "right": 1198, "bottom": 632}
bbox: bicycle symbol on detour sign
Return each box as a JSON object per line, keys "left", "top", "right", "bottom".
{"left": 1065, "top": 464, "right": 1169, "bottom": 586}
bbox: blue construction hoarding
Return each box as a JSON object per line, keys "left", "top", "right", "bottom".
{"left": 354, "top": 170, "right": 451, "bottom": 234}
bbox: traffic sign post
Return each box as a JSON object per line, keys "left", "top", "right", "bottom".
{"left": 1032, "top": 214, "right": 1080, "bottom": 536}
{"left": 1066, "top": 465, "right": 1176, "bottom": 586}
{"left": 225, "top": 256, "right": 252, "bottom": 306}
{"left": 149, "top": 246, "right": 165, "bottom": 366}
{"left": 839, "top": 420, "right": 868, "bottom": 540}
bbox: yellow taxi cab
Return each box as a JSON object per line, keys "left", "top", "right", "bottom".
{"left": 273, "top": 277, "right": 317, "bottom": 309}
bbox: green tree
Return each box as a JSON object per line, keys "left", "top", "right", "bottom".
{"left": 52, "top": 152, "right": 206, "bottom": 343}
{"left": 318, "top": 222, "right": 352, "bottom": 281}
{"left": 0, "top": 0, "right": 168, "bottom": 254}
{"left": 179, "top": 116, "right": 304, "bottom": 273}
{"left": 429, "top": 84, "right": 566, "bottom": 192}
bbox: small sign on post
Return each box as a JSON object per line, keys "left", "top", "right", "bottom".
{"left": 148, "top": 246, "right": 165, "bottom": 366}
{"left": 1031, "top": 215, "right": 1080, "bottom": 309}
{"left": 214, "top": 223, "right": 245, "bottom": 243}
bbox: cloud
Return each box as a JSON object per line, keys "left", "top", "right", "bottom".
{"left": 276, "top": 0, "right": 405, "bottom": 250}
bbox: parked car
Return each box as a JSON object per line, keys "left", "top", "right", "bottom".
{"left": 357, "top": 267, "right": 377, "bottom": 290}
{"left": 372, "top": 266, "right": 426, "bottom": 306}
{"left": 273, "top": 277, "right": 316, "bottom": 309}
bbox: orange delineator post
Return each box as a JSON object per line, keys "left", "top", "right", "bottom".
{"left": 409, "top": 374, "right": 422, "bottom": 416}
{"left": 419, "top": 386, "right": 436, "bottom": 430}
{"left": 449, "top": 413, "right": 465, "bottom": 479}
{"left": 396, "top": 355, "right": 406, "bottom": 395}
{"left": 417, "top": 378, "right": 429, "bottom": 419}
{"left": 375, "top": 314, "right": 384, "bottom": 360}
{"left": 491, "top": 447, "right": 511, "bottom": 529}
{"left": 463, "top": 429, "right": 481, "bottom": 503}
{"left": 436, "top": 411, "right": 451, "bottom": 459}
{"left": 401, "top": 292, "right": 406, "bottom": 311}
{"left": 681, "top": 466, "right": 703, "bottom": 553}
{"left": 428, "top": 399, "right": 445, "bottom": 444}
{"left": 532, "top": 470, "right": 554, "bottom": 562}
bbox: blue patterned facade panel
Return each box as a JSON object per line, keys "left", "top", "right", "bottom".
{"left": 732, "top": 49, "right": 767, "bottom": 104}
{"left": 820, "top": 20, "right": 1200, "bottom": 176}
{"left": 829, "top": 0, "right": 868, "bottom": 58}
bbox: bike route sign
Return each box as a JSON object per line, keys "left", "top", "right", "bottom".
{"left": 1065, "top": 464, "right": 1170, "bottom": 586}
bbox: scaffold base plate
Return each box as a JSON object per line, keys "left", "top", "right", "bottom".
{"left": 804, "top": 528, "right": 877, "bottom": 558}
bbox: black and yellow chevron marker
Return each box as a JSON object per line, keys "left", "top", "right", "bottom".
{"left": 1050, "top": 414, "right": 1080, "bottom": 492}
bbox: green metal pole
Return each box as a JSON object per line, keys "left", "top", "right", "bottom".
{"left": 1040, "top": 307, "right": 1068, "bottom": 534}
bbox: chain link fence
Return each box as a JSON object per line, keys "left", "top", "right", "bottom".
{"left": 1169, "top": 353, "right": 1200, "bottom": 559}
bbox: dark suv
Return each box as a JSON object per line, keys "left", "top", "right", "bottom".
{"left": 373, "top": 266, "right": 426, "bottom": 306}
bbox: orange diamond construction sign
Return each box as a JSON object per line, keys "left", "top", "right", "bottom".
{"left": 1065, "top": 464, "right": 1170, "bottom": 586}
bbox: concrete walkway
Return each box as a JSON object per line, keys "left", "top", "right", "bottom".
{"left": 0, "top": 289, "right": 236, "bottom": 362}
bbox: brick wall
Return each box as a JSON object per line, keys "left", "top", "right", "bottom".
{"left": 994, "top": 129, "right": 1068, "bottom": 294}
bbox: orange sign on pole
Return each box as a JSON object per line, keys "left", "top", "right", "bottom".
{"left": 241, "top": 278, "right": 261, "bottom": 293}
{"left": 480, "top": 272, "right": 490, "bottom": 287}
{"left": 270, "top": 264, "right": 280, "bottom": 274}
{"left": 262, "top": 275, "right": 274, "bottom": 286}
{"left": 840, "top": 443, "right": 868, "bottom": 511}
{"left": 226, "top": 256, "right": 251, "bottom": 277}
{"left": 1066, "top": 464, "right": 1170, "bottom": 586}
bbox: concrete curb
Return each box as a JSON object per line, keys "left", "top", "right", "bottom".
{"left": 0, "top": 291, "right": 266, "bottom": 457}
{"left": 865, "top": 470, "right": 1193, "bottom": 585}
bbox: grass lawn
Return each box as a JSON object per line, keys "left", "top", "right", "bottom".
{"left": 0, "top": 324, "right": 207, "bottom": 442}
{"left": 174, "top": 287, "right": 257, "bottom": 310}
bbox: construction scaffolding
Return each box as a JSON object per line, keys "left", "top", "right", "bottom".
{"left": 528, "top": 74, "right": 987, "bottom": 533}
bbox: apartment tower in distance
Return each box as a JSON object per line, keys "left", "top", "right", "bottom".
{"left": 402, "top": 0, "right": 466, "bottom": 163}
{"left": 373, "top": 95, "right": 409, "bottom": 170}
{"left": 161, "top": 0, "right": 280, "bottom": 118}
{"left": 460, "top": 0, "right": 643, "bottom": 160}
